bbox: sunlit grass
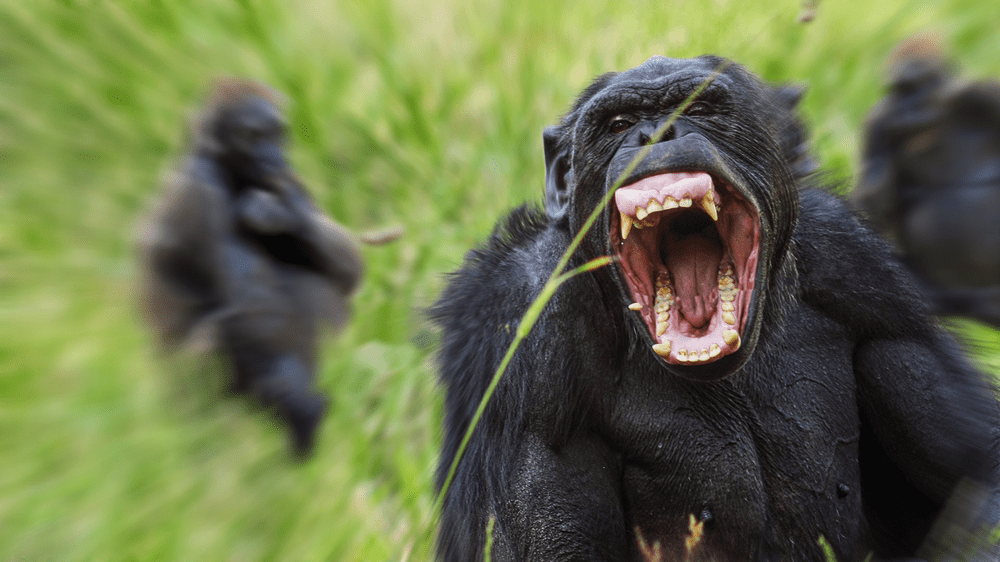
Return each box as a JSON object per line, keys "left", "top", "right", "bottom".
{"left": 1, "top": 0, "right": 998, "bottom": 560}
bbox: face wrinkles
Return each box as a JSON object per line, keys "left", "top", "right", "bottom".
{"left": 584, "top": 79, "right": 729, "bottom": 133}
{"left": 558, "top": 61, "right": 792, "bottom": 379}
{"left": 539, "top": 56, "right": 807, "bottom": 382}
{"left": 576, "top": 86, "right": 742, "bottom": 178}
{"left": 568, "top": 61, "right": 787, "bottom": 207}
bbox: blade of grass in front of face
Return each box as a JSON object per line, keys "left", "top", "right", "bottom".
{"left": 433, "top": 61, "right": 730, "bottom": 524}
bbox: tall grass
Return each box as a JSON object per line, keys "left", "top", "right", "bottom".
{"left": 1, "top": 0, "right": 997, "bottom": 560}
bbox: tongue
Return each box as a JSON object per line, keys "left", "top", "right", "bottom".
{"left": 666, "top": 234, "right": 722, "bottom": 328}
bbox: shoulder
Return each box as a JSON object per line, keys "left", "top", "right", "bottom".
{"left": 792, "top": 188, "right": 933, "bottom": 336}
{"left": 431, "top": 205, "right": 563, "bottom": 463}
{"left": 159, "top": 156, "right": 228, "bottom": 211}
{"left": 945, "top": 79, "right": 1000, "bottom": 120}
{"left": 432, "top": 205, "right": 562, "bottom": 336}
{"left": 861, "top": 96, "right": 894, "bottom": 134}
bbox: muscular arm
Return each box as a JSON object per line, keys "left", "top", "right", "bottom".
{"left": 139, "top": 159, "right": 238, "bottom": 343}
{"left": 247, "top": 175, "right": 364, "bottom": 295}
{"left": 853, "top": 334, "right": 1000, "bottom": 558}
{"left": 797, "top": 189, "right": 1000, "bottom": 556}
{"left": 432, "top": 207, "right": 628, "bottom": 561}
{"left": 236, "top": 187, "right": 303, "bottom": 235}
{"left": 299, "top": 209, "right": 364, "bottom": 294}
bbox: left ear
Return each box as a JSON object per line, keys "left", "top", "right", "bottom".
{"left": 543, "top": 126, "right": 572, "bottom": 222}
{"left": 773, "top": 84, "right": 806, "bottom": 109}
{"left": 771, "top": 83, "right": 818, "bottom": 178}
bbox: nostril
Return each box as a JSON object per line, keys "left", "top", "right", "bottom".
{"left": 655, "top": 125, "right": 676, "bottom": 144}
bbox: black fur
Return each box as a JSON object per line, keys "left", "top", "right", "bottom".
{"left": 139, "top": 80, "right": 364, "bottom": 456}
{"left": 852, "top": 36, "right": 1000, "bottom": 328}
{"left": 433, "top": 56, "right": 1000, "bottom": 561}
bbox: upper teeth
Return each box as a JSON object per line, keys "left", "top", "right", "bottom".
{"left": 619, "top": 187, "right": 718, "bottom": 241}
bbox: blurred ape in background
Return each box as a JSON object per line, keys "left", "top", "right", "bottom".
{"left": 853, "top": 34, "right": 1000, "bottom": 328}
{"left": 138, "top": 79, "right": 364, "bottom": 456}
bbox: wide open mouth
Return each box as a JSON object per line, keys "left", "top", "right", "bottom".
{"left": 611, "top": 172, "right": 760, "bottom": 365}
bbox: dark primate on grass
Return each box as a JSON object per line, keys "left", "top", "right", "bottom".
{"left": 852, "top": 34, "right": 1000, "bottom": 328}
{"left": 432, "top": 56, "right": 1000, "bottom": 561}
{"left": 139, "top": 79, "right": 364, "bottom": 456}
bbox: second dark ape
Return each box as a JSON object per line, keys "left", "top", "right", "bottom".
{"left": 139, "top": 79, "right": 364, "bottom": 455}
{"left": 853, "top": 35, "right": 1000, "bottom": 328}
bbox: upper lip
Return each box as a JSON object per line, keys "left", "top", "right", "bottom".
{"left": 615, "top": 172, "right": 721, "bottom": 241}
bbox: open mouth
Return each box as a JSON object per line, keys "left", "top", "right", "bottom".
{"left": 611, "top": 172, "right": 760, "bottom": 365}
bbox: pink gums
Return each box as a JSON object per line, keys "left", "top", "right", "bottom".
{"left": 614, "top": 172, "right": 716, "bottom": 216}
{"left": 613, "top": 172, "right": 759, "bottom": 365}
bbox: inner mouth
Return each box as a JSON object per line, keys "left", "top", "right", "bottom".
{"left": 611, "top": 172, "right": 760, "bottom": 365}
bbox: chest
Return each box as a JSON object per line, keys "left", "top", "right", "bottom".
{"left": 608, "top": 307, "right": 865, "bottom": 560}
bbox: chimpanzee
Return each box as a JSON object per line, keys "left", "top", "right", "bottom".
{"left": 852, "top": 35, "right": 1000, "bottom": 328}
{"left": 433, "top": 56, "right": 1000, "bottom": 561}
{"left": 138, "top": 79, "right": 364, "bottom": 456}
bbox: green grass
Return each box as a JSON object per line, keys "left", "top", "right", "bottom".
{"left": 1, "top": 0, "right": 998, "bottom": 560}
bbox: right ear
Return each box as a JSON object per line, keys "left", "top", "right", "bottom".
{"left": 543, "top": 126, "right": 571, "bottom": 222}
{"left": 773, "top": 83, "right": 806, "bottom": 109}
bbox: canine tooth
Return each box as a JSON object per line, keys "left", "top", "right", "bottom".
{"left": 701, "top": 191, "right": 718, "bottom": 221}
{"left": 620, "top": 211, "right": 633, "bottom": 240}
{"left": 723, "top": 329, "right": 740, "bottom": 348}
{"left": 722, "top": 311, "right": 736, "bottom": 325}
{"left": 699, "top": 349, "right": 710, "bottom": 361}
{"left": 663, "top": 196, "right": 679, "bottom": 209}
{"left": 628, "top": 302, "right": 642, "bottom": 311}
{"left": 721, "top": 302, "right": 734, "bottom": 311}
{"left": 709, "top": 344, "right": 721, "bottom": 357}
{"left": 652, "top": 342, "right": 671, "bottom": 357}
{"left": 636, "top": 206, "right": 648, "bottom": 220}
{"left": 676, "top": 349, "right": 688, "bottom": 361}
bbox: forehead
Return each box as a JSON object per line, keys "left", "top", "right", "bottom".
{"left": 585, "top": 56, "right": 746, "bottom": 107}
{"left": 614, "top": 56, "right": 724, "bottom": 84}
{"left": 565, "top": 56, "right": 749, "bottom": 126}
{"left": 229, "top": 96, "right": 286, "bottom": 128}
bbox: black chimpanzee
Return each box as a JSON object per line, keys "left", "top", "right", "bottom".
{"left": 852, "top": 35, "right": 1000, "bottom": 328}
{"left": 432, "top": 56, "right": 1000, "bottom": 561}
{"left": 139, "top": 79, "right": 364, "bottom": 456}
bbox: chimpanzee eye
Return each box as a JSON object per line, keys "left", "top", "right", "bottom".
{"left": 685, "top": 101, "right": 712, "bottom": 116}
{"left": 608, "top": 114, "right": 637, "bottom": 134}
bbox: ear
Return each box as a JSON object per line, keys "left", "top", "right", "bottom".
{"left": 543, "top": 126, "right": 571, "bottom": 222}
{"left": 771, "top": 84, "right": 818, "bottom": 178}
{"left": 773, "top": 84, "right": 806, "bottom": 109}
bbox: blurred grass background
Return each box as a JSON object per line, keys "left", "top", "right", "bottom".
{"left": 0, "top": 0, "right": 998, "bottom": 560}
